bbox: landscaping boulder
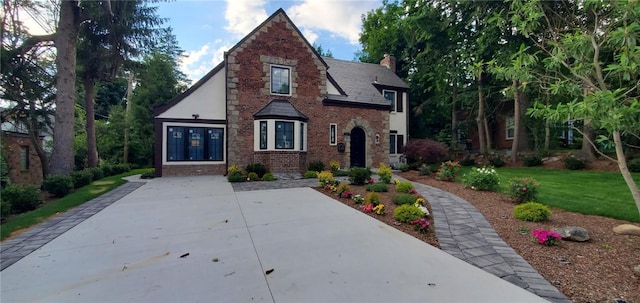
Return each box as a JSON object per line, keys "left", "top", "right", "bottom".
{"left": 612, "top": 224, "right": 640, "bottom": 236}
{"left": 553, "top": 226, "right": 590, "bottom": 242}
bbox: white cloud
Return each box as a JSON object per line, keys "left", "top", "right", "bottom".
{"left": 287, "top": 0, "right": 380, "bottom": 44}
{"left": 302, "top": 28, "right": 318, "bottom": 45}
{"left": 179, "top": 41, "right": 233, "bottom": 84}
{"left": 224, "top": 0, "right": 268, "bottom": 38}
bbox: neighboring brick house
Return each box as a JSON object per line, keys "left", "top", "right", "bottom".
{"left": 154, "top": 9, "right": 409, "bottom": 177}
{"left": 1, "top": 131, "right": 44, "bottom": 186}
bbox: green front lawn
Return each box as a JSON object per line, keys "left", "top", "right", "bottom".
{"left": 462, "top": 167, "right": 640, "bottom": 222}
{"left": 1, "top": 168, "right": 152, "bottom": 241}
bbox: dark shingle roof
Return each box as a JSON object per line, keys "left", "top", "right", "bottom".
{"left": 254, "top": 99, "right": 308, "bottom": 121}
{"left": 323, "top": 57, "right": 408, "bottom": 107}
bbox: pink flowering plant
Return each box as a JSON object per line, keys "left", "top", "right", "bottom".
{"left": 363, "top": 204, "right": 374, "bottom": 213}
{"left": 435, "top": 160, "right": 461, "bottom": 182}
{"left": 508, "top": 177, "right": 540, "bottom": 203}
{"left": 411, "top": 218, "right": 431, "bottom": 233}
{"left": 532, "top": 229, "right": 561, "bottom": 246}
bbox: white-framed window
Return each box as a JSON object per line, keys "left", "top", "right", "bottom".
{"left": 506, "top": 116, "right": 515, "bottom": 139}
{"left": 389, "top": 132, "right": 405, "bottom": 155}
{"left": 254, "top": 120, "right": 307, "bottom": 151}
{"left": 271, "top": 65, "right": 291, "bottom": 95}
{"left": 259, "top": 121, "right": 268, "bottom": 150}
{"left": 276, "top": 121, "right": 294, "bottom": 149}
{"left": 166, "top": 126, "right": 224, "bottom": 161}
{"left": 329, "top": 123, "right": 337, "bottom": 145}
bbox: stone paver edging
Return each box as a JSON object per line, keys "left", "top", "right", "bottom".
{"left": 413, "top": 182, "right": 571, "bottom": 303}
{"left": 0, "top": 182, "right": 144, "bottom": 271}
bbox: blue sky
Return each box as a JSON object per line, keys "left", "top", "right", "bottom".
{"left": 155, "top": 0, "right": 383, "bottom": 83}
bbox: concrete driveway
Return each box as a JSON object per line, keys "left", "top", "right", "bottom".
{"left": 1, "top": 176, "right": 548, "bottom": 302}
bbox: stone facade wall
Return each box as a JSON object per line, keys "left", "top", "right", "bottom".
{"left": 2, "top": 132, "right": 43, "bottom": 186}
{"left": 161, "top": 164, "right": 227, "bottom": 176}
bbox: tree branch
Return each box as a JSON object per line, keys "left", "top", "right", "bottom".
{"left": 571, "top": 126, "right": 617, "bottom": 162}
{"left": 14, "top": 33, "right": 57, "bottom": 55}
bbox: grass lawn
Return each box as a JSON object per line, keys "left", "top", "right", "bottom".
{"left": 1, "top": 168, "right": 152, "bottom": 241}
{"left": 460, "top": 167, "right": 640, "bottom": 222}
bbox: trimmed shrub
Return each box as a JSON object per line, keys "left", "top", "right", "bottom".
{"left": 246, "top": 163, "right": 267, "bottom": 178}
{"left": 460, "top": 157, "right": 475, "bottom": 167}
{"left": 2, "top": 185, "right": 43, "bottom": 214}
{"left": 366, "top": 182, "right": 388, "bottom": 192}
{"left": 403, "top": 139, "right": 449, "bottom": 165}
{"left": 489, "top": 156, "right": 506, "bottom": 168}
{"left": 348, "top": 167, "right": 372, "bottom": 185}
{"left": 71, "top": 170, "right": 93, "bottom": 188}
{"left": 394, "top": 204, "right": 425, "bottom": 223}
{"left": 364, "top": 192, "right": 380, "bottom": 205}
{"left": 523, "top": 155, "right": 543, "bottom": 167}
{"left": 514, "top": 202, "right": 551, "bottom": 222}
{"left": 87, "top": 167, "right": 104, "bottom": 181}
{"left": 563, "top": 157, "right": 586, "bottom": 170}
{"left": 317, "top": 170, "right": 335, "bottom": 186}
{"left": 308, "top": 160, "right": 325, "bottom": 172}
{"left": 392, "top": 193, "right": 418, "bottom": 205}
{"left": 247, "top": 172, "right": 259, "bottom": 181}
{"left": 508, "top": 177, "right": 540, "bottom": 203}
{"left": 100, "top": 164, "right": 114, "bottom": 177}
{"left": 629, "top": 158, "right": 640, "bottom": 173}
{"left": 227, "top": 172, "right": 245, "bottom": 182}
{"left": 140, "top": 170, "right": 155, "bottom": 179}
{"left": 262, "top": 173, "right": 277, "bottom": 181}
{"left": 42, "top": 174, "right": 73, "bottom": 198}
{"left": 1, "top": 199, "right": 11, "bottom": 217}
{"left": 329, "top": 160, "right": 340, "bottom": 172}
{"left": 334, "top": 169, "right": 349, "bottom": 177}
{"left": 395, "top": 181, "right": 415, "bottom": 193}
{"left": 398, "top": 163, "right": 410, "bottom": 172}
{"left": 462, "top": 167, "right": 500, "bottom": 191}
{"left": 112, "top": 164, "right": 131, "bottom": 174}
{"left": 418, "top": 165, "right": 433, "bottom": 176}
{"left": 304, "top": 171, "right": 318, "bottom": 179}
{"left": 377, "top": 163, "right": 393, "bottom": 183}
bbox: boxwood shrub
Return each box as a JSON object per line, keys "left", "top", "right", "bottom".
{"left": 394, "top": 205, "right": 425, "bottom": 223}
{"left": 366, "top": 183, "right": 388, "bottom": 192}
{"left": 1, "top": 184, "right": 43, "bottom": 214}
{"left": 42, "top": 174, "right": 73, "bottom": 198}
{"left": 392, "top": 193, "right": 417, "bottom": 205}
{"left": 513, "top": 202, "right": 551, "bottom": 222}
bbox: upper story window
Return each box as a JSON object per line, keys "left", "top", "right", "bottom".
{"left": 271, "top": 65, "right": 291, "bottom": 95}
{"left": 383, "top": 90, "right": 402, "bottom": 112}
{"left": 506, "top": 116, "right": 515, "bottom": 139}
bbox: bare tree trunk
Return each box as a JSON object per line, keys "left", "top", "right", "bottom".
{"left": 544, "top": 92, "right": 550, "bottom": 151}
{"left": 613, "top": 131, "right": 640, "bottom": 216}
{"left": 476, "top": 73, "right": 487, "bottom": 155}
{"left": 28, "top": 101, "right": 49, "bottom": 178}
{"left": 84, "top": 78, "right": 98, "bottom": 168}
{"left": 483, "top": 115, "right": 491, "bottom": 151}
{"left": 49, "top": 0, "right": 79, "bottom": 175}
{"left": 124, "top": 72, "right": 134, "bottom": 164}
{"left": 511, "top": 80, "right": 521, "bottom": 164}
{"left": 578, "top": 119, "right": 596, "bottom": 161}
{"left": 451, "top": 83, "right": 458, "bottom": 150}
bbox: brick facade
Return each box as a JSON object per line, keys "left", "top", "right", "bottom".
{"left": 1, "top": 131, "right": 43, "bottom": 186}
{"left": 161, "top": 164, "right": 227, "bottom": 176}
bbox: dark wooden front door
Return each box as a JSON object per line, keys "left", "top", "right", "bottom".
{"left": 350, "top": 127, "right": 366, "bottom": 168}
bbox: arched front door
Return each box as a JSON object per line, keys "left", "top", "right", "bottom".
{"left": 350, "top": 127, "right": 366, "bottom": 168}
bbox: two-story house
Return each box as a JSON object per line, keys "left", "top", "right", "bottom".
{"left": 153, "top": 9, "right": 409, "bottom": 177}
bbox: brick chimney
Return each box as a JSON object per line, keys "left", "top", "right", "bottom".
{"left": 380, "top": 54, "right": 396, "bottom": 73}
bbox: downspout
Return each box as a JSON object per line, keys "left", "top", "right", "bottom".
{"left": 224, "top": 51, "right": 229, "bottom": 176}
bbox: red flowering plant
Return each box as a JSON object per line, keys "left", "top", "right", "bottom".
{"left": 508, "top": 177, "right": 540, "bottom": 203}
{"left": 532, "top": 229, "right": 561, "bottom": 246}
{"left": 408, "top": 189, "right": 419, "bottom": 196}
{"left": 363, "top": 204, "right": 374, "bottom": 213}
{"left": 340, "top": 190, "right": 353, "bottom": 199}
{"left": 435, "top": 160, "right": 461, "bottom": 182}
{"left": 411, "top": 218, "right": 431, "bottom": 233}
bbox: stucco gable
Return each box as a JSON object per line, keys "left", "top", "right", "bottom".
{"left": 155, "top": 62, "right": 226, "bottom": 121}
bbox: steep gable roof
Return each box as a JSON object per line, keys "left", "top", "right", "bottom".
{"left": 226, "top": 8, "right": 327, "bottom": 69}
{"left": 323, "top": 57, "right": 409, "bottom": 108}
